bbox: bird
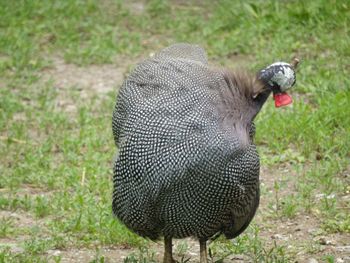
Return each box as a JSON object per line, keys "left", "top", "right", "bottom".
{"left": 112, "top": 43, "right": 298, "bottom": 263}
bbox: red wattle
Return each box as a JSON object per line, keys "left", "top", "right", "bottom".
{"left": 273, "top": 92, "right": 293, "bottom": 108}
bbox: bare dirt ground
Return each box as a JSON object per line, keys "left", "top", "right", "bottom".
{"left": 41, "top": 56, "right": 129, "bottom": 114}
{"left": 1, "top": 58, "right": 349, "bottom": 263}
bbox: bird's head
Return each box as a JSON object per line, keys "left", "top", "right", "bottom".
{"left": 216, "top": 58, "right": 299, "bottom": 147}
{"left": 257, "top": 58, "right": 299, "bottom": 108}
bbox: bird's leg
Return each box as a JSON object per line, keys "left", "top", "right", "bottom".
{"left": 163, "top": 236, "right": 175, "bottom": 263}
{"left": 199, "top": 239, "right": 208, "bottom": 263}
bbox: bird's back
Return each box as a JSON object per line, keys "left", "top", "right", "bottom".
{"left": 112, "top": 44, "right": 260, "bottom": 240}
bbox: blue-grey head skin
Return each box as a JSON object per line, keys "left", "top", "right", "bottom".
{"left": 111, "top": 43, "right": 297, "bottom": 262}
{"left": 258, "top": 62, "right": 297, "bottom": 92}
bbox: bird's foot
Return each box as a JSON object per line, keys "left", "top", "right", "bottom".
{"left": 163, "top": 236, "right": 175, "bottom": 263}
{"left": 163, "top": 256, "right": 176, "bottom": 263}
{"left": 199, "top": 239, "right": 208, "bottom": 263}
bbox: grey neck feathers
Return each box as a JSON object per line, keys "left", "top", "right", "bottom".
{"left": 216, "top": 69, "right": 270, "bottom": 147}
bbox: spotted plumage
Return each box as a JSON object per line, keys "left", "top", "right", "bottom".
{"left": 112, "top": 43, "right": 297, "bottom": 262}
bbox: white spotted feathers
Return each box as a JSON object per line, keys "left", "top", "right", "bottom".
{"left": 112, "top": 43, "right": 260, "bottom": 241}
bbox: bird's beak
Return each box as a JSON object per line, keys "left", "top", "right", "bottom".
{"left": 273, "top": 58, "right": 298, "bottom": 108}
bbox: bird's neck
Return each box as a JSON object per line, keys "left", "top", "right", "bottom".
{"left": 218, "top": 69, "right": 269, "bottom": 123}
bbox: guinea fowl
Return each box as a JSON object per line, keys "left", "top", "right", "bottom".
{"left": 112, "top": 43, "right": 298, "bottom": 263}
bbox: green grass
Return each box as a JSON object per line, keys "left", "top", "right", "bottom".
{"left": 209, "top": 226, "right": 292, "bottom": 262}
{"left": 1, "top": 0, "right": 349, "bottom": 262}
